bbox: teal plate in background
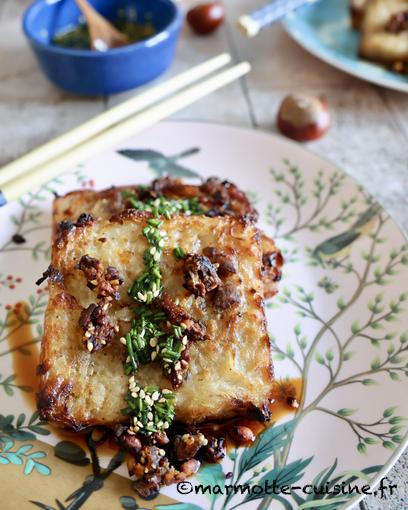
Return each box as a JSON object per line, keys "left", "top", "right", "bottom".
{"left": 282, "top": 0, "right": 408, "bottom": 93}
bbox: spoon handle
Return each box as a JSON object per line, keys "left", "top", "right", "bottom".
{"left": 238, "top": 0, "right": 316, "bottom": 38}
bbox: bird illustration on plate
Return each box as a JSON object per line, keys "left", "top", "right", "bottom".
{"left": 117, "top": 147, "right": 201, "bottom": 178}
{"left": 312, "top": 203, "right": 382, "bottom": 264}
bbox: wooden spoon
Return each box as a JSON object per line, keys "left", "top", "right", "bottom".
{"left": 75, "top": 0, "right": 129, "bottom": 51}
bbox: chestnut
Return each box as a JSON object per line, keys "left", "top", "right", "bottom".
{"left": 277, "top": 93, "right": 330, "bottom": 142}
{"left": 186, "top": 2, "right": 225, "bottom": 35}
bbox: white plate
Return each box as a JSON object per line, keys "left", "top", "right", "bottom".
{"left": 0, "top": 121, "right": 407, "bottom": 510}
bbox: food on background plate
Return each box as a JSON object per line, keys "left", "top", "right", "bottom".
{"left": 36, "top": 177, "right": 283, "bottom": 497}
{"left": 277, "top": 93, "right": 330, "bottom": 142}
{"left": 351, "top": 0, "right": 408, "bottom": 74}
{"left": 350, "top": 0, "right": 369, "bottom": 29}
{"left": 186, "top": 2, "right": 225, "bottom": 35}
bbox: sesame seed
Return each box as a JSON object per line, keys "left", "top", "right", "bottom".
{"left": 87, "top": 341, "right": 93, "bottom": 352}
{"left": 162, "top": 389, "right": 172, "bottom": 394}
{"left": 150, "top": 247, "right": 156, "bottom": 255}
{"left": 144, "top": 467, "right": 149, "bottom": 473}
{"left": 202, "top": 438, "right": 208, "bottom": 446}
{"left": 157, "top": 420, "right": 163, "bottom": 428}
{"left": 129, "top": 376, "right": 135, "bottom": 383}
{"left": 150, "top": 337, "right": 158, "bottom": 347}
{"left": 180, "top": 322, "right": 187, "bottom": 328}
{"left": 90, "top": 279, "right": 98, "bottom": 286}
{"left": 133, "top": 426, "right": 139, "bottom": 432}
{"left": 159, "top": 449, "right": 166, "bottom": 456}
{"left": 147, "top": 421, "right": 154, "bottom": 427}
{"left": 159, "top": 398, "right": 166, "bottom": 403}
{"left": 153, "top": 252, "right": 161, "bottom": 262}
{"left": 175, "top": 362, "right": 181, "bottom": 370}
{"left": 182, "top": 336, "right": 188, "bottom": 345}
{"left": 152, "top": 391, "right": 160, "bottom": 401}
{"left": 151, "top": 351, "right": 157, "bottom": 361}
{"left": 139, "top": 390, "right": 145, "bottom": 399}
{"left": 145, "top": 396, "right": 152, "bottom": 406}
{"left": 102, "top": 303, "right": 109, "bottom": 311}
{"left": 114, "top": 325, "right": 119, "bottom": 332}
{"left": 131, "top": 392, "right": 137, "bottom": 398}
{"left": 85, "top": 331, "right": 91, "bottom": 338}
{"left": 101, "top": 339, "right": 106, "bottom": 345}
{"left": 163, "top": 422, "right": 169, "bottom": 429}
{"left": 126, "top": 356, "right": 130, "bottom": 362}
{"left": 137, "top": 292, "right": 146, "bottom": 301}
{"left": 147, "top": 412, "right": 153, "bottom": 421}
{"left": 127, "top": 429, "right": 135, "bottom": 435}
{"left": 137, "top": 421, "right": 144, "bottom": 428}
{"left": 120, "top": 337, "right": 126, "bottom": 345}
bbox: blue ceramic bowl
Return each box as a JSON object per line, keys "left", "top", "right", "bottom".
{"left": 23, "top": 0, "right": 182, "bottom": 96}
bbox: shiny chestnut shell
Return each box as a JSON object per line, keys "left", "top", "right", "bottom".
{"left": 277, "top": 93, "right": 330, "bottom": 142}
{"left": 186, "top": 2, "right": 225, "bottom": 35}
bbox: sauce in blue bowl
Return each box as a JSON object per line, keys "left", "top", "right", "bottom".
{"left": 23, "top": 0, "right": 182, "bottom": 96}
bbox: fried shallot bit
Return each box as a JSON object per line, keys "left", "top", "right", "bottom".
{"left": 180, "top": 458, "right": 200, "bottom": 476}
{"left": 202, "top": 247, "right": 237, "bottom": 277}
{"left": 75, "top": 212, "right": 94, "bottom": 227}
{"left": 35, "top": 265, "right": 64, "bottom": 286}
{"left": 76, "top": 255, "right": 103, "bottom": 290}
{"left": 183, "top": 253, "right": 221, "bottom": 297}
{"left": 173, "top": 432, "right": 208, "bottom": 461}
{"left": 76, "top": 255, "right": 124, "bottom": 300}
{"left": 156, "top": 291, "right": 206, "bottom": 342}
{"left": 57, "top": 219, "right": 74, "bottom": 233}
{"left": 200, "top": 177, "right": 258, "bottom": 222}
{"left": 386, "top": 11, "right": 408, "bottom": 33}
{"left": 199, "top": 436, "right": 226, "bottom": 463}
{"left": 79, "top": 303, "right": 118, "bottom": 352}
{"left": 212, "top": 283, "right": 242, "bottom": 310}
{"left": 262, "top": 250, "right": 283, "bottom": 283}
{"left": 117, "top": 431, "right": 142, "bottom": 456}
{"left": 228, "top": 425, "right": 255, "bottom": 445}
{"left": 128, "top": 445, "right": 176, "bottom": 499}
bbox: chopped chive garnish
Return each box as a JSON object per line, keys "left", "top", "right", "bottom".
{"left": 120, "top": 191, "right": 203, "bottom": 434}
{"left": 173, "top": 246, "right": 185, "bottom": 259}
{"left": 124, "top": 306, "right": 187, "bottom": 374}
{"left": 123, "top": 385, "right": 175, "bottom": 435}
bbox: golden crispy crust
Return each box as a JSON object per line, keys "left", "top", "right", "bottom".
{"left": 52, "top": 180, "right": 283, "bottom": 298}
{"left": 39, "top": 214, "right": 274, "bottom": 429}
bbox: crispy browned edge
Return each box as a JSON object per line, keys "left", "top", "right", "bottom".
{"left": 52, "top": 185, "right": 283, "bottom": 298}
{"left": 37, "top": 212, "right": 275, "bottom": 431}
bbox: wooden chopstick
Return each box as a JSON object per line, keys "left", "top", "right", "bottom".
{"left": 0, "top": 53, "right": 231, "bottom": 188}
{"left": 0, "top": 61, "right": 250, "bottom": 207}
